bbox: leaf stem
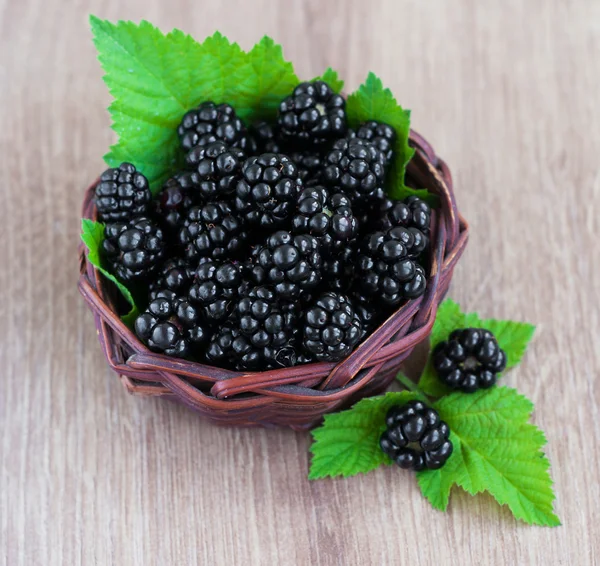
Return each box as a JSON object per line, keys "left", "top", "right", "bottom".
{"left": 396, "top": 373, "right": 419, "bottom": 392}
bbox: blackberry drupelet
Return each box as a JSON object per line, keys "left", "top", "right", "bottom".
{"left": 278, "top": 81, "right": 346, "bottom": 146}
{"left": 134, "top": 290, "right": 208, "bottom": 357}
{"left": 323, "top": 138, "right": 386, "bottom": 203}
{"left": 185, "top": 141, "right": 246, "bottom": 202}
{"left": 288, "top": 150, "right": 324, "bottom": 185}
{"left": 380, "top": 401, "right": 453, "bottom": 471}
{"left": 251, "top": 121, "right": 283, "bottom": 154}
{"left": 177, "top": 101, "right": 254, "bottom": 152}
{"left": 155, "top": 172, "right": 200, "bottom": 235}
{"left": 178, "top": 201, "right": 247, "bottom": 261}
{"left": 149, "top": 257, "right": 195, "bottom": 300}
{"left": 188, "top": 258, "right": 244, "bottom": 323}
{"left": 356, "top": 227, "right": 427, "bottom": 306}
{"left": 353, "top": 121, "right": 396, "bottom": 167}
{"left": 234, "top": 153, "right": 303, "bottom": 228}
{"left": 292, "top": 187, "right": 358, "bottom": 252}
{"left": 94, "top": 162, "right": 152, "bottom": 223}
{"left": 302, "top": 292, "right": 363, "bottom": 362}
{"left": 102, "top": 216, "right": 165, "bottom": 282}
{"left": 432, "top": 328, "right": 507, "bottom": 392}
{"left": 251, "top": 230, "right": 322, "bottom": 299}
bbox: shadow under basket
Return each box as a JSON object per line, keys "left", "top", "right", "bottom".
{"left": 78, "top": 130, "right": 468, "bottom": 430}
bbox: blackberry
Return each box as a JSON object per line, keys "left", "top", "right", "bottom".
{"left": 251, "top": 121, "right": 283, "bottom": 154}
{"left": 322, "top": 245, "right": 355, "bottom": 292}
{"left": 234, "top": 153, "right": 303, "bottom": 228}
{"left": 379, "top": 196, "right": 431, "bottom": 239}
{"left": 432, "top": 328, "right": 507, "bottom": 393}
{"left": 353, "top": 121, "right": 396, "bottom": 167}
{"left": 177, "top": 101, "right": 254, "bottom": 152}
{"left": 292, "top": 187, "right": 358, "bottom": 252}
{"left": 134, "top": 290, "right": 208, "bottom": 357}
{"left": 185, "top": 141, "right": 246, "bottom": 202}
{"left": 188, "top": 258, "right": 244, "bottom": 323}
{"left": 302, "top": 292, "right": 363, "bottom": 362}
{"left": 94, "top": 163, "right": 151, "bottom": 223}
{"left": 149, "top": 257, "right": 195, "bottom": 300}
{"left": 288, "top": 150, "right": 324, "bottom": 185}
{"left": 351, "top": 290, "right": 379, "bottom": 335}
{"left": 380, "top": 401, "right": 453, "bottom": 471}
{"left": 102, "top": 216, "right": 165, "bottom": 282}
{"left": 356, "top": 228, "right": 427, "bottom": 306}
{"left": 278, "top": 81, "right": 346, "bottom": 146}
{"left": 178, "top": 202, "right": 247, "bottom": 261}
{"left": 323, "top": 138, "right": 386, "bottom": 203}
{"left": 155, "top": 172, "right": 200, "bottom": 235}
{"left": 251, "top": 231, "right": 322, "bottom": 299}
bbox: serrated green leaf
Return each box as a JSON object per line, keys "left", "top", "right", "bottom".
{"left": 418, "top": 300, "right": 536, "bottom": 397}
{"left": 313, "top": 67, "right": 344, "bottom": 93}
{"left": 346, "top": 72, "right": 418, "bottom": 200}
{"left": 309, "top": 391, "right": 419, "bottom": 479}
{"left": 81, "top": 218, "right": 139, "bottom": 324}
{"left": 417, "top": 387, "right": 559, "bottom": 526}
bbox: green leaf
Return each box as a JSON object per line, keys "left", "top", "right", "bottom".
{"left": 309, "top": 391, "right": 419, "bottom": 479}
{"left": 417, "top": 387, "right": 560, "bottom": 526}
{"left": 313, "top": 67, "right": 344, "bottom": 93}
{"left": 346, "top": 72, "right": 419, "bottom": 200}
{"left": 80, "top": 219, "right": 139, "bottom": 325}
{"left": 91, "top": 18, "right": 298, "bottom": 193}
{"left": 418, "top": 300, "right": 536, "bottom": 397}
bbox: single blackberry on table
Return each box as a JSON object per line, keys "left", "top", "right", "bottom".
{"left": 188, "top": 258, "right": 244, "bottom": 323}
{"left": 288, "top": 150, "right": 324, "bottom": 185}
{"left": 432, "top": 328, "right": 507, "bottom": 393}
{"left": 292, "top": 187, "right": 358, "bottom": 252}
{"left": 352, "top": 121, "right": 396, "bottom": 167}
{"left": 380, "top": 401, "right": 453, "bottom": 471}
{"left": 251, "top": 121, "right": 283, "bottom": 154}
{"left": 323, "top": 138, "right": 386, "bottom": 203}
{"left": 94, "top": 162, "right": 151, "bottom": 223}
{"left": 356, "top": 228, "right": 427, "bottom": 306}
{"left": 278, "top": 81, "right": 347, "bottom": 146}
{"left": 302, "top": 292, "right": 363, "bottom": 362}
{"left": 177, "top": 101, "right": 254, "bottom": 152}
{"left": 135, "top": 290, "right": 208, "bottom": 357}
{"left": 154, "top": 172, "right": 200, "bottom": 235}
{"left": 178, "top": 201, "right": 247, "bottom": 261}
{"left": 185, "top": 141, "right": 246, "bottom": 202}
{"left": 102, "top": 216, "right": 165, "bottom": 282}
{"left": 149, "top": 257, "right": 195, "bottom": 300}
{"left": 251, "top": 231, "right": 322, "bottom": 299}
{"left": 234, "top": 153, "right": 303, "bottom": 229}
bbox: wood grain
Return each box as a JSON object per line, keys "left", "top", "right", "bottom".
{"left": 1, "top": 0, "right": 599, "bottom": 564}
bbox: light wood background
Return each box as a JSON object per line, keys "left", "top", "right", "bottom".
{"left": 1, "top": 0, "right": 599, "bottom": 564}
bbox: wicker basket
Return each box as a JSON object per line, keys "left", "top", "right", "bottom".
{"left": 78, "top": 130, "right": 468, "bottom": 430}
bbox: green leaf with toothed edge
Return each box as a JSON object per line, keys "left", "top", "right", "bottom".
{"left": 416, "top": 387, "right": 560, "bottom": 527}
{"left": 80, "top": 218, "right": 139, "bottom": 326}
{"left": 312, "top": 67, "right": 344, "bottom": 93}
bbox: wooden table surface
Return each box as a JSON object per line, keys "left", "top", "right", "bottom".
{"left": 1, "top": 0, "right": 599, "bottom": 564}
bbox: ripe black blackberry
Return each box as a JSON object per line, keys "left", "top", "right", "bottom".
{"left": 352, "top": 121, "right": 396, "bottom": 167}
{"left": 323, "top": 138, "right": 386, "bottom": 203}
{"left": 177, "top": 101, "right": 254, "bottom": 152}
{"left": 292, "top": 187, "right": 358, "bottom": 252}
{"left": 288, "top": 150, "right": 324, "bottom": 185}
{"left": 251, "top": 121, "right": 283, "bottom": 154}
{"left": 155, "top": 172, "right": 200, "bottom": 235}
{"left": 188, "top": 258, "right": 244, "bottom": 323}
{"left": 278, "top": 81, "right": 347, "bottom": 146}
{"left": 379, "top": 195, "right": 431, "bottom": 241}
{"left": 350, "top": 290, "right": 379, "bottom": 335}
{"left": 102, "top": 216, "right": 165, "bottom": 282}
{"left": 178, "top": 201, "right": 247, "bottom": 261}
{"left": 234, "top": 153, "right": 303, "bottom": 229}
{"left": 322, "top": 245, "right": 355, "bottom": 293}
{"left": 94, "top": 162, "right": 152, "bottom": 223}
{"left": 251, "top": 230, "right": 322, "bottom": 299}
{"left": 432, "top": 328, "right": 507, "bottom": 392}
{"left": 302, "top": 292, "right": 363, "bottom": 362}
{"left": 134, "top": 290, "right": 208, "bottom": 357}
{"left": 380, "top": 401, "right": 453, "bottom": 471}
{"left": 185, "top": 141, "right": 246, "bottom": 202}
{"left": 149, "top": 257, "right": 195, "bottom": 300}
{"left": 356, "top": 228, "right": 427, "bottom": 306}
